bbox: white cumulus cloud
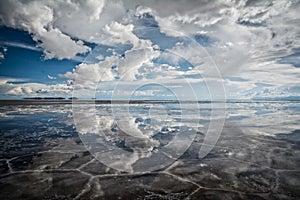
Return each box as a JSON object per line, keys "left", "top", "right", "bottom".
{"left": 0, "top": 0, "right": 299, "bottom": 99}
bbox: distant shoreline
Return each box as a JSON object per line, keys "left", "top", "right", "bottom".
{"left": 0, "top": 99, "right": 299, "bottom": 105}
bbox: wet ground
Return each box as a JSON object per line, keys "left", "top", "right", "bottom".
{"left": 0, "top": 101, "right": 299, "bottom": 199}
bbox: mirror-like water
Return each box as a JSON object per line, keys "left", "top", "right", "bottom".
{"left": 0, "top": 101, "right": 299, "bottom": 199}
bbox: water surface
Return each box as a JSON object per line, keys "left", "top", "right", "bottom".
{"left": 0, "top": 101, "right": 299, "bottom": 199}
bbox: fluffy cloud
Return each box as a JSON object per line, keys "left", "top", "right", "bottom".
{"left": 60, "top": 20, "right": 160, "bottom": 86}
{"left": 1, "top": 1, "right": 91, "bottom": 59}
{"left": 0, "top": 0, "right": 299, "bottom": 99}
{"left": 60, "top": 43, "right": 160, "bottom": 91}
{"left": 129, "top": 0, "right": 300, "bottom": 99}
{"left": 0, "top": 46, "right": 7, "bottom": 62}
{"left": 0, "top": 52, "right": 4, "bottom": 61}
{"left": 0, "top": 77, "right": 72, "bottom": 97}
{"left": 47, "top": 75, "right": 56, "bottom": 80}
{"left": 61, "top": 57, "right": 116, "bottom": 84}
{"left": 118, "top": 46, "right": 160, "bottom": 81}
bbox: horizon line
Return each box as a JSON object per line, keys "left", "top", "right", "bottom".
{"left": 0, "top": 99, "right": 299, "bottom": 105}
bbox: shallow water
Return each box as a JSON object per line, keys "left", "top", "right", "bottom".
{"left": 0, "top": 101, "right": 299, "bottom": 199}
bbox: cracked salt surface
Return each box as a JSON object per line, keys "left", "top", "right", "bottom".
{"left": 0, "top": 102, "right": 299, "bottom": 199}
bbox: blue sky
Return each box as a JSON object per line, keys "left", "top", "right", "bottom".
{"left": 0, "top": 27, "right": 85, "bottom": 84}
{"left": 0, "top": 0, "right": 299, "bottom": 100}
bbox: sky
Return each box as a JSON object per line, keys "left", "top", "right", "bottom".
{"left": 0, "top": 0, "right": 299, "bottom": 100}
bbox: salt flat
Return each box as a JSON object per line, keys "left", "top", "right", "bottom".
{"left": 0, "top": 102, "right": 299, "bottom": 199}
